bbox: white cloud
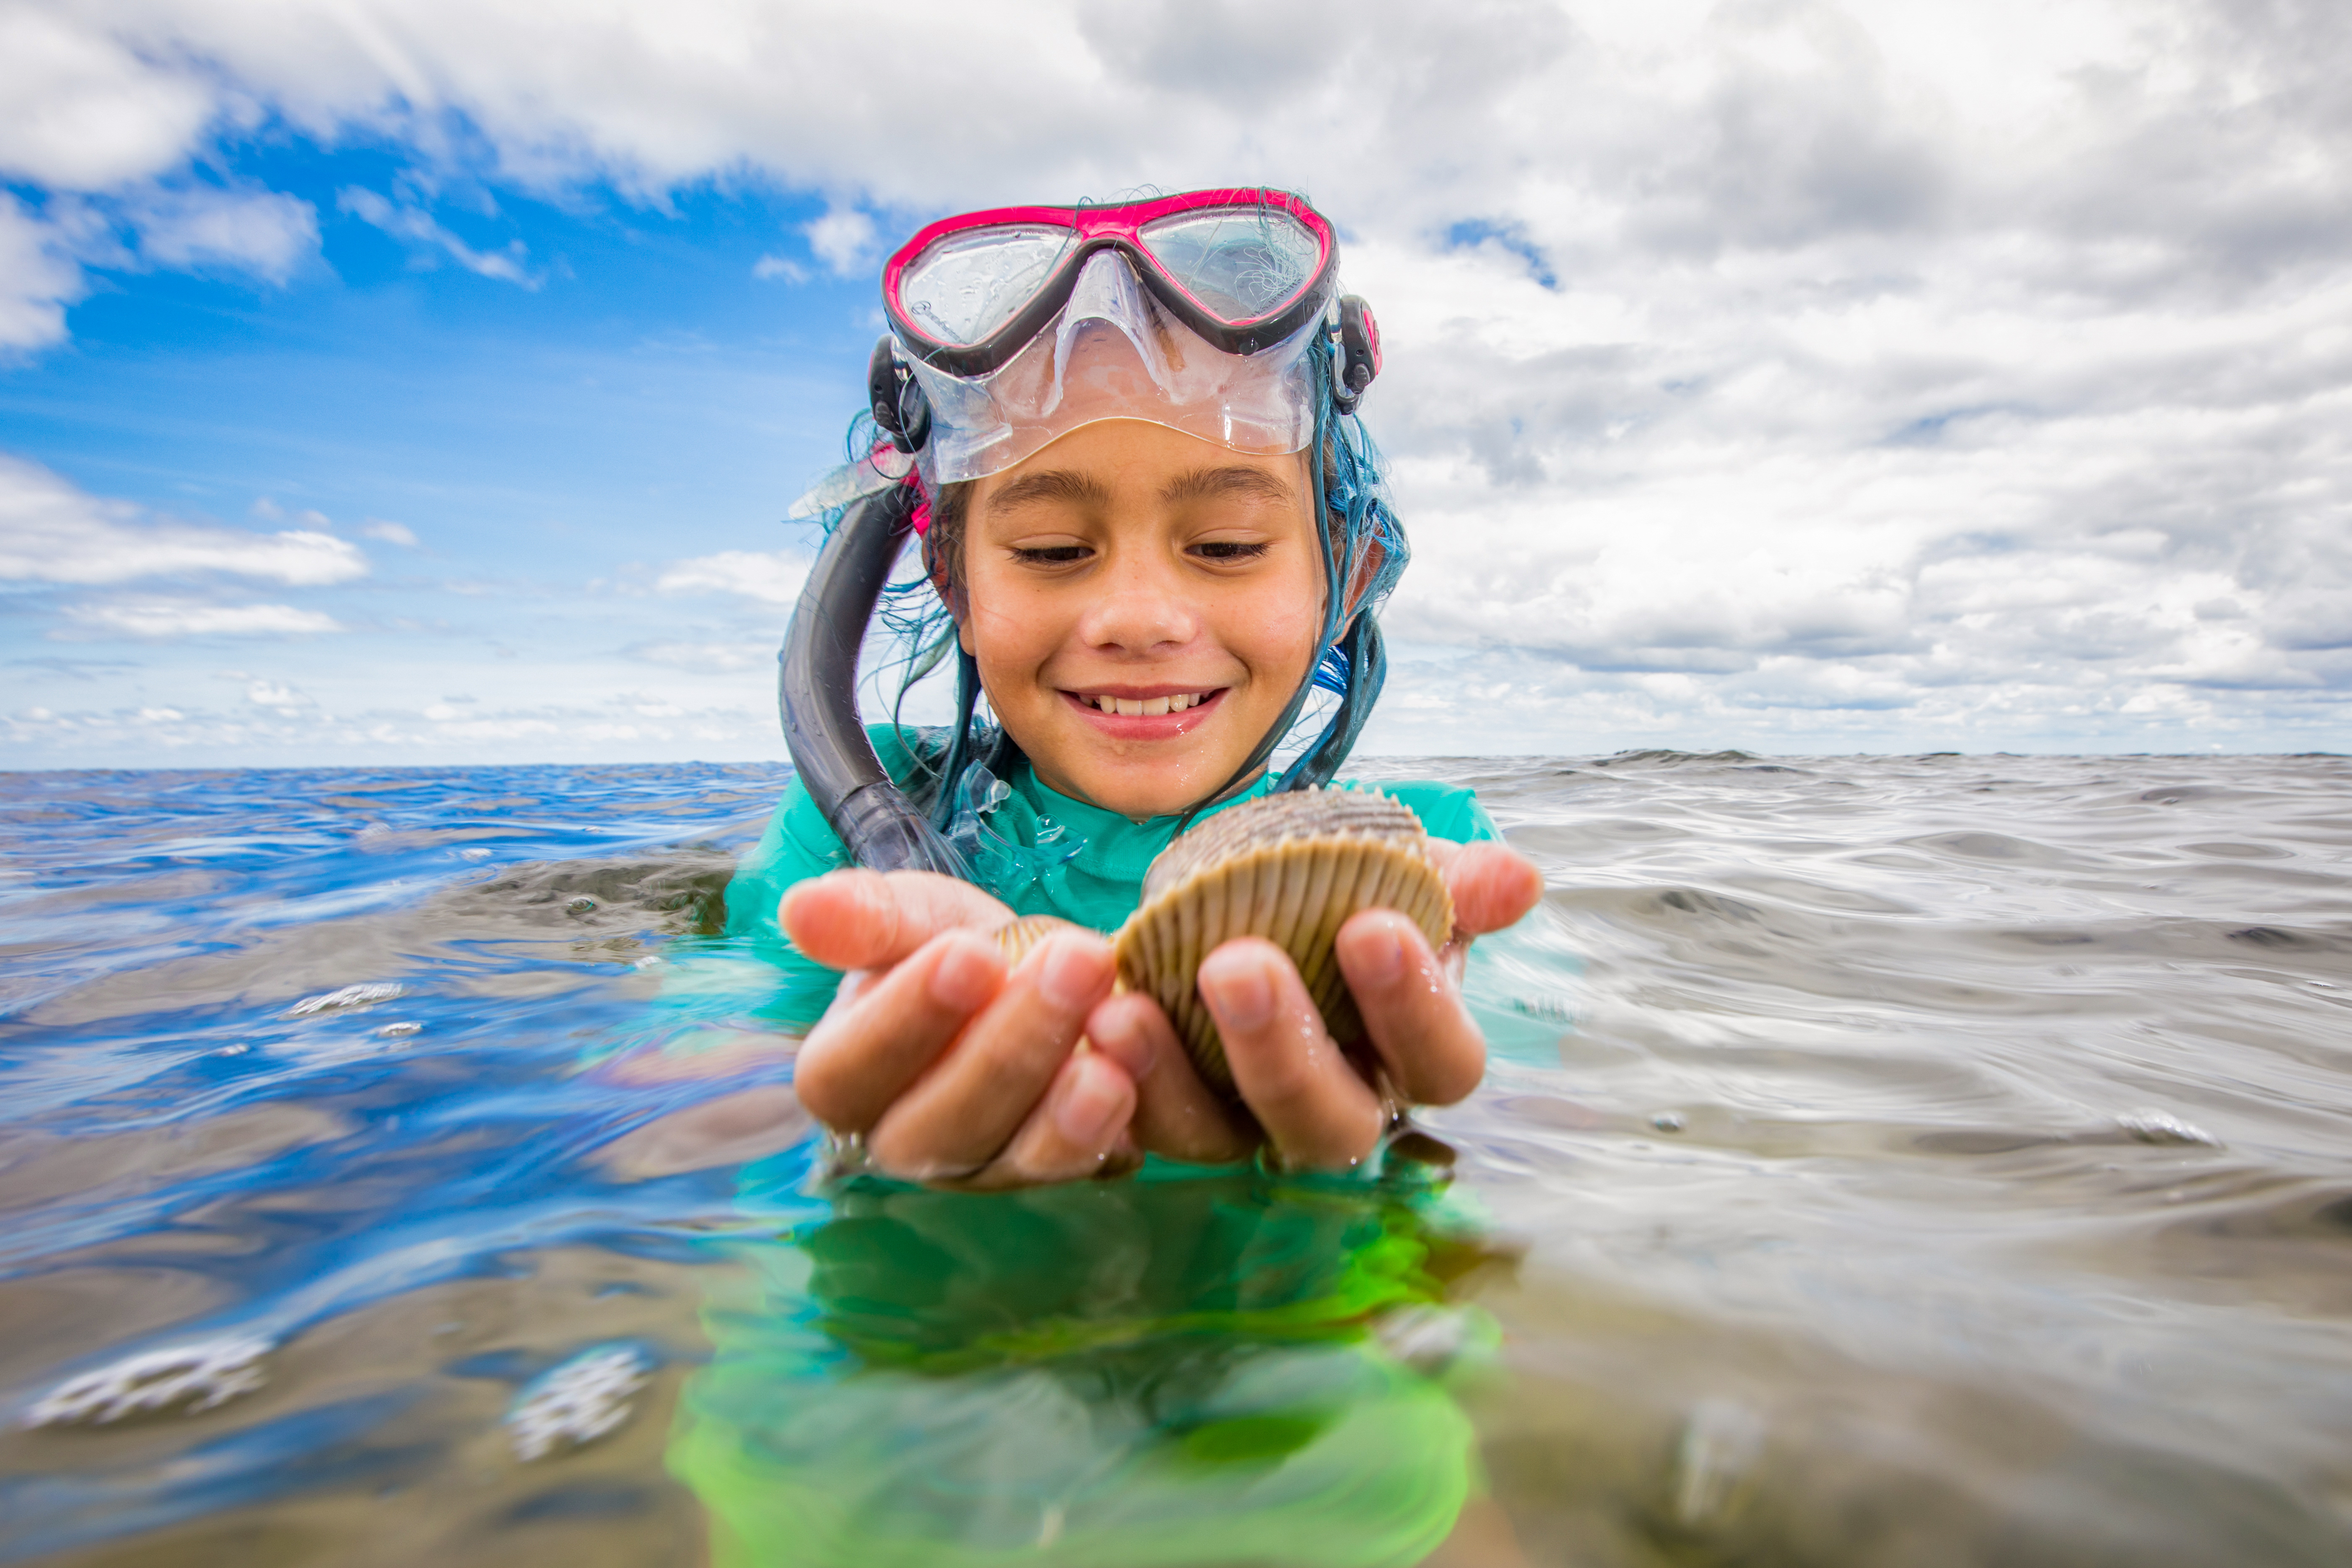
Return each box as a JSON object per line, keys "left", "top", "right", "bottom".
{"left": 337, "top": 186, "right": 539, "bottom": 286}
{"left": 751, "top": 253, "right": 807, "bottom": 283}
{"left": 0, "top": 6, "right": 214, "bottom": 188}
{"left": 247, "top": 678, "right": 313, "bottom": 710}
{"left": 0, "top": 191, "right": 91, "bottom": 353}
{"left": 127, "top": 183, "right": 317, "bottom": 280}
{"left": 358, "top": 519, "right": 419, "bottom": 546}
{"left": 654, "top": 550, "right": 810, "bottom": 605}
{"left": 64, "top": 601, "right": 344, "bottom": 638}
{"left": 803, "top": 207, "right": 876, "bottom": 276}
{"left": 0, "top": 453, "right": 369, "bottom": 585}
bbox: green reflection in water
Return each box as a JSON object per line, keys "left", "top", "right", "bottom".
{"left": 672, "top": 1151, "right": 1502, "bottom": 1568}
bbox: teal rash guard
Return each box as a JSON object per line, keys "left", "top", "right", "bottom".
{"left": 720, "top": 724, "right": 1503, "bottom": 1032}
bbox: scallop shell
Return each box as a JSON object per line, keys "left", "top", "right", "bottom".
{"left": 1111, "top": 787, "right": 1454, "bottom": 1092}
{"left": 992, "top": 914, "right": 1079, "bottom": 965}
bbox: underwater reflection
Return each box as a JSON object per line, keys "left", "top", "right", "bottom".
{"left": 671, "top": 1148, "right": 1510, "bottom": 1568}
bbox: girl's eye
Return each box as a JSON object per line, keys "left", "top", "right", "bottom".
{"left": 1192, "top": 540, "right": 1271, "bottom": 562}
{"left": 1010, "top": 544, "right": 1092, "bottom": 565}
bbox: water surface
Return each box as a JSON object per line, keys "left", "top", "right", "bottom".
{"left": 2, "top": 754, "right": 2347, "bottom": 1565}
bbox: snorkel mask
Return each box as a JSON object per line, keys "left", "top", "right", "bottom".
{"left": 873, "top": 189, "right": 1352, "bottom": 488}
{"left": 782, "top": 189, "right": 1396, "bottom": 877}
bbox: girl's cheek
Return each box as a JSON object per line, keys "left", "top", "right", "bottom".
{"left": 1236, "top": 591, "right": 1321, "bottom": 671}
{"left": 968, "top": 594, "right": 1052, "bottom": 665}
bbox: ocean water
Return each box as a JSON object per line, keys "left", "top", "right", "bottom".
{"left": 1, "top": 753, "right": 2348, "bottom": 1565}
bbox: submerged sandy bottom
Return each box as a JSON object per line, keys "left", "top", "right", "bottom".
{"left": 1, "top": 753, "right": 2347, "bottom": 1566}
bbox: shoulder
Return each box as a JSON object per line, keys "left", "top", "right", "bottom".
{"left": 1361, "top": 779, "right": 1502, "bottom": 846}
{"left": 722, "top": 724, "right": 944, "bottom": 942}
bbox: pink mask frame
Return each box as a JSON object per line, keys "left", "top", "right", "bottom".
{"left": 883, "top": 188, "right": 1340, "bottom": 379}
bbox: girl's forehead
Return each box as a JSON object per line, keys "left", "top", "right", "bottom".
{"left": 973, "top": 437, "right": 1315, "bottom": 535}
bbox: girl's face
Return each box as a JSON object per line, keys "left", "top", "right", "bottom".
{"left": 958, "top": 418, "right": 1324, "bottom": 819}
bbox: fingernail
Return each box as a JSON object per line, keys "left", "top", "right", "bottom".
{"left": 1353, "top": 919, "right": 1407, "bottom": 989}
{"left": 929, "top": 935, "right": 998, "bottom": 1010}
{"left": 1036, "top": 935, "right": 1106, "bottom": 1011}
{"left": 1054, "top": 1058, "right": 1125, "bottom": 1145}
{"left": 1200, "top": 952, "right": 1274, "bottom": 1031}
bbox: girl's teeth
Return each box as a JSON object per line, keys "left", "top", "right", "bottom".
{"left": 1086, "top": 692, "right": 1207, "bottom": 714}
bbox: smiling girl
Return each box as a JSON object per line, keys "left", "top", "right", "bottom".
{"left": 725, "top": 189, "right": 1543, "bottom": 1189}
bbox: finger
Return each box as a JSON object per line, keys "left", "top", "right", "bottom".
{"left": 1433, "top": 841, "right": 1545, "bottom": 938}
{"left": 793, "top": 929, "right": 1004, "bottom": 1132}
{"left": 1335, "top": 909, "right": 1486, "bottom": 1106}
{"left": 780, "top": 868, "right": 1013, "bottom": 971}
{"left": 1088, "top": 990, "right": 1258, "bottom": 1165}
{"left": 955, "top": 1050, "right": 1140, "bottom": 1190}
{"left": 1197, "top": 937, "right": 1385, "bottom": 1170}
{"left": 868, "top": 929, "right": 1116, "bottom": 1179}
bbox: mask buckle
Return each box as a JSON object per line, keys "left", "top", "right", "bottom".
{"left": 868, "top": 336, "right": 932, "bottom": 452}
{"left": 1330, "top": 295, "right": 1381, "bottom": 415}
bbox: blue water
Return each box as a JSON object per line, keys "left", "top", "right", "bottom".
{"left": 3, "top": 755, "right": 2349, "bottom": 1565}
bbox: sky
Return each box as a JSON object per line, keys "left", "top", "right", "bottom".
{"left": 3, "top": 0, "right": 2349, "bottom": 768}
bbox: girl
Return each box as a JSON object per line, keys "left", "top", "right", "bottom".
{"left": 727, "top": 188, "right": 1543, "bottom": 1189}
{"left": 657, "top": 190, "right": 1544, "bottom": 1568}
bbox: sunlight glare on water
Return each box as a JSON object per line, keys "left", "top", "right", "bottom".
{"left": 1, "top": 754, "right": 2348, "bottom": 1566}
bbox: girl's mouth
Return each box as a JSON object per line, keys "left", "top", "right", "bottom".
{"left": 1061, "top": 686, "right": 1227, "bottom": 732}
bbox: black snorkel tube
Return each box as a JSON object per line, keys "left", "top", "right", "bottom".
{"left": 777, "top": 478, "right": 970, "bottom": 877}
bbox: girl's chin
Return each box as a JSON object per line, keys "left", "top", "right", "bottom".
{"left": 1041, "top": 743, "right": 1256, "bottom": 819}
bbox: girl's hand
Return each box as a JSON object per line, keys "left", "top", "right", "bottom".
{"left": 1085, "top": 840, "right": 1545, "bottom": 1170}
{"left": 785, "top": 869, "right": 1141, "bottom": 1188}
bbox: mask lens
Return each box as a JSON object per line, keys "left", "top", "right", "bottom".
{"left": 896, "top": 225, "right": 1077, "bottom": 346}
{"left": 1137, "top": 208, "right": 1324, "bottom": 322}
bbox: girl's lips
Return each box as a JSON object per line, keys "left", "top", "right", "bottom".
{"left": 1061, "top": 686, "right": 1228, "bottom": 738}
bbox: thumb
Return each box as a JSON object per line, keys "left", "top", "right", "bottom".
{"left": 1437, "top": 841, "right": 1545, "bottom": 937}
{"left": 781, "top": 868, "right": 1012, "bottom": 971}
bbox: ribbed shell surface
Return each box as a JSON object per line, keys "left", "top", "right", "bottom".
{"left": 1112, "top": 788, "right": 1454, "bottom": 1091}
{"left": 992, "top": 914, "right": 1077, "bottom": 966}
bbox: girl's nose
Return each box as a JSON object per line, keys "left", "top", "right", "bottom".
{"left": 1076, "top": 559, "right": 1199, "bottom": 654}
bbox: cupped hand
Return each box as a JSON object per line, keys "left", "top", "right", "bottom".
{"left": 785, "top": 869, "right": 1145, "bottom": 1188}
{"left": 1085, "top": 839, "right": 1545, "bottom": 1171}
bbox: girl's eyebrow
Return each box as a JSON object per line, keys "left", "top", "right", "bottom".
{"left": 1160, "top": 466, "right": 1296, "bottom": 507}
{"left": 987, "top": 469, "right": 1111, "bottom": 514}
